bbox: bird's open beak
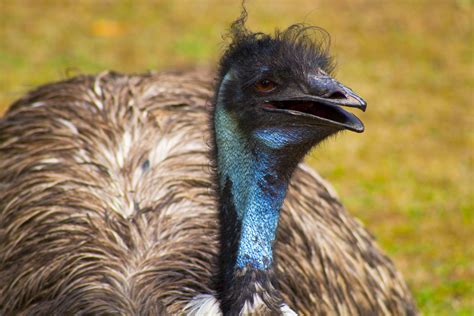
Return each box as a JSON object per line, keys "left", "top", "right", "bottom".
{"left": 262, "top": 76, "right": 367, "bottom": 133}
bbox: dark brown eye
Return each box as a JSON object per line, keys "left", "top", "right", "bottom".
{"left": 255, "top": 79, "right": 277, "bottom": 93}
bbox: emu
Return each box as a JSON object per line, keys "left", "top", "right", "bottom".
{"left": 0, "top": 13, "right": 416, "bottom": 316}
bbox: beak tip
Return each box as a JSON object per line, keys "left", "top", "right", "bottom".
{"left": 353, "top": 125, "right": 365, "bottom": 133}
{"left": 353, "top": 96, "right": 367, "bottom": 112}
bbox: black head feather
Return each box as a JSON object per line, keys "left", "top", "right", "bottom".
{"left": 218, "top": 8, "right": 335, "bottom": 84}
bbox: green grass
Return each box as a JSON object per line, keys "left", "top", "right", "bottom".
{"left": 1, "top": 1, "right": 472, "bottom": 314}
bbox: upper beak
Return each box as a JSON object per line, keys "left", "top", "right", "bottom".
{"left": 307, "top": 74, "right": 367, "bottom": 112}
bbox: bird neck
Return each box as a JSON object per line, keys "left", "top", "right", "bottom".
{"left": 213, "top": 107, "right": 295, "bottom": 312}
{"left": 212, "top": 73, "right": 309, "bottom": 313}
{"left": 215, "top": 110, "right": 291, "bottom": 271}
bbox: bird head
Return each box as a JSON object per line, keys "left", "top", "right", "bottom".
{"left": 214, "top": 10, "right": 366, "bottom": 152}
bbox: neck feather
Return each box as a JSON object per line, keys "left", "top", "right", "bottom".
{"left": 215, "top": 105, "right": 290, "bottom": 270}
{"left": 212, "top": 72, "right": 309, "bottom": 313}
{"left": 214, "top": 106, "right": 296, "bottom": 314}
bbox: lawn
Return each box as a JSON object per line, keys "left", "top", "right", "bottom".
{"left": 0, "top": 0, "right": 472, "bottom": 314}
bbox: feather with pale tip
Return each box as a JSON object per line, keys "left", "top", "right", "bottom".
{"left": 0, "top": 71, "right": 416, "bottom": 315}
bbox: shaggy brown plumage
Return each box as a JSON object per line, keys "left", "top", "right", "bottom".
{"left": 0, "top": 71, "right": 416, "bottom": 315}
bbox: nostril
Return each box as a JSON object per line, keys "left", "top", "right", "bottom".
{"left": 324, "top": 91, "right": 346, "bottom": 99}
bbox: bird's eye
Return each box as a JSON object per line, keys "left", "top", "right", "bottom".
{"left": 255, "top": 79, "right": 277, "bottom": 93}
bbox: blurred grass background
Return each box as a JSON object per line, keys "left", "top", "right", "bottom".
{"left": 0, "top": 0, "right": 472, "bottom": 314}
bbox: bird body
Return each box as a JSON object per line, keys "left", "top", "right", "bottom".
{"left": 1, "top": 10, "right": 417, "bottom": 315}
{"left": 0, "top": 70, "right": 415, "bottom": 315}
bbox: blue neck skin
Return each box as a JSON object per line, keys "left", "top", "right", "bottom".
{"left": 214, "top": 72, "right": 311, "bottom": 271}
